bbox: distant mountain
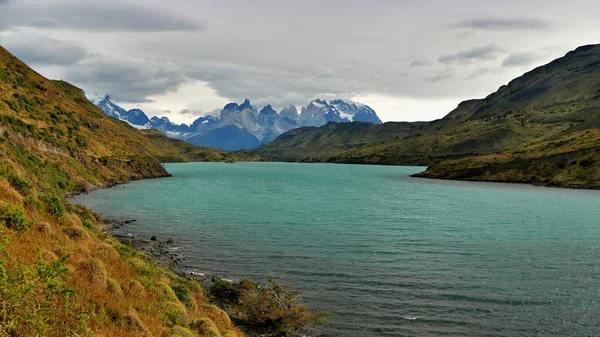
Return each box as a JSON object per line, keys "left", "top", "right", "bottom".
{"left": 187, "top": 125, "right": 262, "bottom": 151}
{"left": 95, "top": 95, "right": 151, "bottom": 129}
{"left": 330, "top": 99, "right": 382, "bottom": 124}
{"left": 95, "top": 97, "right": 382, "bottom": 150}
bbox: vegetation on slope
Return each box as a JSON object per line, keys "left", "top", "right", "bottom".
{"left": 254, "top": 121, "right": 429, "bottom": 163}
{"left": 0, "top": 43, "right": 248, "bottom": 336}
{"left": 0, "top": 45, "right": 321, "bottom": 336}
{"left": 257, "top": 45, "right": 600, "bottom": 171}
{"left": 415, "top": 128, "right": 600, "bottom": 188}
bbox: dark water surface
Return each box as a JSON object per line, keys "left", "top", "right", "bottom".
{"left": 72, "top": 162, "right": 600, "bottom": 336}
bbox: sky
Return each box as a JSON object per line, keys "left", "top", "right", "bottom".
{"left": 0, "top": 0, "right": 599, "bottom": 124}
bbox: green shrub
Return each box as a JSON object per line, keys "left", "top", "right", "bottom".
{"left": 171, "top": 285, "right": 192, "bottom": 305}
{"left": 42, "top": 195, "right": 65, "bottom": 218}
{"left": 209, "top": 279, "right": 328, "bottom": 336}
{"left": 0, "top": 255, "right": 90, "bottom": 336}
{"left": 99, "top": 157, "right": 113, "bottom": 165}
{"left": 7, "top": 173, "right": 31, "bottom": 195}
{"left": 0, "top": 204, "right": 32, "bottom": 232}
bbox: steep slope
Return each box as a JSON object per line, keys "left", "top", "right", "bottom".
{"left": 259, "top": 45, "right": 600, "bottom": 167}
{"left": 0, "top": 45, "right": 247, "bottom": 336}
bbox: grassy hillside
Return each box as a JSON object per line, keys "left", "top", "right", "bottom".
{"left": 0, "top": 45, "right": 249, "bottom": 336}
{"left": 415, "top": 128, "right": 600, "bottom": 188}
{"left": 258, "top": 45, "right": 600, "bottom": 168}
{"left": 254, "top": 121, "right": 429, "bottom": 163}
{"left": 141, "top": 129, "right": 262, "bottom": 163}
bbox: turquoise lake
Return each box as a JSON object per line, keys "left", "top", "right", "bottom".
{"left": 71, "top": 162, "right": 600, "bottom": 336}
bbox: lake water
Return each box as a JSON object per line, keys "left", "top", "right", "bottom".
{"left": 71, "top": 162, "right": 600, "bottom": 336}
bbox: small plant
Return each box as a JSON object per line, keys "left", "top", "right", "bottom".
{"left": 7, "top": 173, "right": 31, "bottom": 195}
{"left": 0, "top": 203, "right": 32, "bottom": 232}
{"left": 171, "top": 285, "right": 192, "bottom": 306}
{"left": 42, "top": 194, "right": 65, "bottom": 218}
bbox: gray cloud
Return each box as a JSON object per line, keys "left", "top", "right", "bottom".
{"left": 452, "top": 17, "right": 553, "bottom": 31}
{"left": 0, "top": 34, "right": 88, "bottom": 66}
{"left": 438, "top": 44, "right": 505, "bottom": 64}
{"left": 425, "top": 73, "right": 454, "bottom": 83}
{"left": 348, "top": 37, "right": 388, "bottom": 44}
{"left": 64, "top": 55, "right": 189, "bottom": 103}
{"left": 409, "top": 59, "right": 433, "bottom": 67}
{"left": 502, "top": 52, "right": 541, "bottom": 67}
{"left": 0, "top": 3, "right": 204, "bottom": 32}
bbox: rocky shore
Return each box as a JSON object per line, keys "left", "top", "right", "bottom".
{"left": 105, "top": 219, "right": 212, "bottom": 283}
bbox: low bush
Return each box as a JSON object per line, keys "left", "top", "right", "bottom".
{"left": 42, "top": 194, "right": 65, "bottom": 218}
{"left": 0, "top": 203, "right": 32, "bottom": 232}
{"left": 172, "top": 285, "right": 193, "bottom": 306}
{"left": 7, "top": 173, "right": 31, "bottom": 195}
{"left": 209, "top": 279, "right": 328, "bottom": 337}
{"left": 0, "top": 255, "right": 90, "bottom": 336}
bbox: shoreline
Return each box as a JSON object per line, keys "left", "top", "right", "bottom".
{"left": 411, "top": 173, "right": 600, "bottom": 191}
{"left": 106, "top": 219, "right": 201, "bottom": 279}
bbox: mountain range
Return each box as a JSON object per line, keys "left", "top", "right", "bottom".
{"left": 256, "top": 44, "right": 600, "bottom": 188}
{"left": 94, "top": 96, "right": 382, "bottom": 151}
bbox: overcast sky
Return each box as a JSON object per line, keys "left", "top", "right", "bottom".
{"left": 1, "top": 0, "right": 599, "bottom": 123}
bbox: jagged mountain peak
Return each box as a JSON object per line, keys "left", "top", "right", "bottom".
{"left": 237, "top": 98, "right": 254, "bottom": 111}
{"left": 260, "top": 105, "right": 277, "bottom": 115}
{"left": 280, "top": 105, "right": 299, "bottom": 120}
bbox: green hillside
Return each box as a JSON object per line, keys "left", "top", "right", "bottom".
{"left": 415, "top": 128, "right": 600, "bottom": 188}
{"left": 257, "top": 45, "right": 600, "bottom": 171}
{"left": 0, "top": 45, "right": 249, "bottom": 336}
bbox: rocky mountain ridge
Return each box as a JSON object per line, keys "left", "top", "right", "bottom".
{"left": 95, "top": 97, "right": 382, "bottom": 151}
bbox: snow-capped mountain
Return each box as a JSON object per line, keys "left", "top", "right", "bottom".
{"left": 94, "top": 96, "right": 382, "bottom": 150}
{"left": 330, "top": 99, "right": 382, "bottom": 124}
{"left": 298, "top": 99, "right": 383, "bottom": 126}
{"left": 94, "top": 96, "right": 152, "bottom": 129}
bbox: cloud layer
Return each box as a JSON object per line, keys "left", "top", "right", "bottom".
{"left": 452, "top": 17, "right": 553, "bottom": 31}
{"left": 0, "top": 2, "right": 205, "bottom": 32}
{"left": 0, "top": 0, "right": 596, "bottom": 122}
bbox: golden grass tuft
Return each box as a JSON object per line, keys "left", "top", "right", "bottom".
{"left": 77, "top": 257, "right": 108, "bottom": 286}
{"left": 124, "top": 279, "right": 147, "bottom": 297}
{"left": 222, "top": 331, "right": 240, "bottom": 337}
{"left": 91, "top": 241, "right": 121, "bottom": 263}
{"left": 168, "top": 326, "right": 198, "bottom": 337}
{"left": 0, "top": 179, "right": 23, "bottom": 205}
{"left": 153, "top": 282, "right": 178, "bottom": 302}
{"left": 189, "top": 317, "right": 221, "bottom": 337}
{"left": 40, "top": 249, "right": 58, "bottom": 262}
{"left": 35, "top": 222, "right": 53, "bottom": 234}
{"left": 197, "top": 304, "right": 232, "bottom": 330}
{"left": 62, "top": 225, "right": 90, "bottom": 241}
{"left": 107, "top": 277, "right": 124, "bottom": 296}
{"left": 124, "top": 309, "right": 153, "bottom": 337}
